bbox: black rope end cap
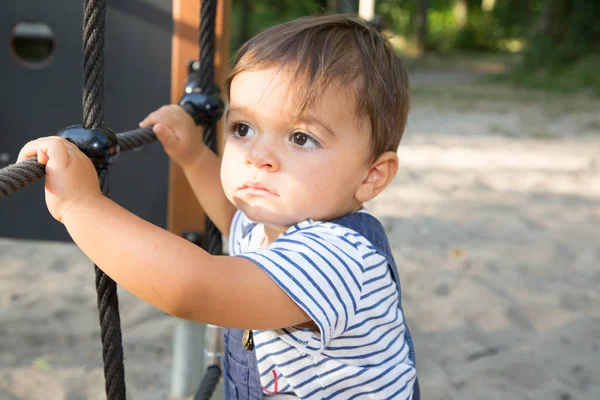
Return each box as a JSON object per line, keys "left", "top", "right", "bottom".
{"left": 58, "top": 126, "right": 120, "bottom": 169}
{"left": 179, "top": 91, "right": 225, "bottom": 126}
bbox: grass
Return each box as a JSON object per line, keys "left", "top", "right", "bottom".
{"left": 493, "top": 55, "right": 600, "bottom": 97}
{"left": 585, "top": 121, "right": 600, "bottom": 132}
{"left": 407, "top": 54, "right": 600, "bottom": 117}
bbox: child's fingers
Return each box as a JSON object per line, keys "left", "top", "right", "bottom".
{"left": 41, "top": 138, "right": 74, "bottom": 169}
{"left": 139, "top": 105, "right": 178, "bottom": 128}
{"left": 154, "top": 124, "right": 177, "bottom": 146}
{"left": 17, "top": 138, "right": 52, "bottom": 164}
{"left": 36, "top": 148, "right": 50, "bottom": 165}
{"left": 18, "top": 137, "right": 77, "bottom": 167}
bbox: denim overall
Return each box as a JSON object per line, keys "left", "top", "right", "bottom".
{"left": 223, "top": 212, "right": 420, "bottom": 399}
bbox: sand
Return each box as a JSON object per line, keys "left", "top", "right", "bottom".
{"left": 1, "top": 74, "right": 599, "bottom": 399}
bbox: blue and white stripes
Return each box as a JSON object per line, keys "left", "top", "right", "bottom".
{"left": 229, "top": 211, "right": 417, "bottom": 399}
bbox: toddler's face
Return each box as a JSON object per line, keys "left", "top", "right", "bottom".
{"left": 221, "top": 67, "right": 372, "bottom": 228}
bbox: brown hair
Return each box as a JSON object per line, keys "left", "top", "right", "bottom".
{"left": 225, "top": 14, "right": 410, "bottom": 161}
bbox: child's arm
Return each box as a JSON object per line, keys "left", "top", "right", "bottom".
{"left": 140, "top": 105, "right": 236, "bottom": 235}
{"left": 17, "top": 137, "right": 311, "bottom": 330}
{"left": 63, "top": 196, "right": 308, "bottom": 329}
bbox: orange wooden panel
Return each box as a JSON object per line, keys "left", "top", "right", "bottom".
{"left": 168, "top": 0, "right": 231, "bottom": 235}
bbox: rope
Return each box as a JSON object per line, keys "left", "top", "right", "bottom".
{"left": 198, "top": 0, "right": 223, "bottom": 257}
{"left": 0, "top": 128, "right": 158, "bottom": 200}
{"left": 198, "top": 0, "right": 218, "bottom": 96}
{"left": 0, "top": 158, "right": 45, "bottom": 199}
{"left": 1, "top": 1, "right": 223, "bottom": 398}
{"left": 83, "top": 0, "right": 107, "bottom": 129}
{"left": 116, "top": 126, "right": 156, "bottom": 151}
{"left": 193, "top": 365, "right": 222, "bottom": 400}
{"left": 83, "top": 0, "right": 126, "bottom": 398}
{"left": 193, "top": 2, "right": 223, "bottom": 398}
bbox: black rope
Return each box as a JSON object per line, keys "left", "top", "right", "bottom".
{"left": 0, "top": 158, "right": 45, "bottom": 199}
{"left": 198, "top": 0, "right": 218, "bottom": 95}
{"left": 83, "top": 0, "right": 126, "bottom": 398}
{"left": 198, "top": 0, "right": 223, "bottom": 258}
{"left": 0, "top": 0, "right": 222, "bottom": 397}
{"left": 0, "top": 127, "right": 159, "bottom": 200}
{"left": 83, "top": 0, "right": 107, "bottom": 129}
{"left": 117, "top": 126, "right": 156, "bottom": 151}
{"left": 193, "top": 365, "right": 222, "bottom": 400}
{"left": 194, "top": 2, "right": 222, "bottom": 398}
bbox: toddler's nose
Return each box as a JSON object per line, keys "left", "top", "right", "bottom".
{"left": 246, "top": 139, "right": 279, "bottom": 171}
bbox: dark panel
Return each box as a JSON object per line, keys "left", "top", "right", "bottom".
{"left": 0, "top": 0, "right": 173, "bottom": 241}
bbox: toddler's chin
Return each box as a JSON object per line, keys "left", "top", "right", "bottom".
{"left": 238, "top": 206, "right": 300, "bottom": 227}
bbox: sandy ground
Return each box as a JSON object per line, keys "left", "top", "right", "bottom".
{"left": 1, "top": 74, "right": 599, "bottom": 400}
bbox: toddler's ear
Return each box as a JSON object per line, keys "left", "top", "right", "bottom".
{"left": 355, "top": 151, "right": 398, "bottom": 203}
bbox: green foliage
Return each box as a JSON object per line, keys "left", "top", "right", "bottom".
{"left": 507, "top": 55, "right": 600, "bottom": 96}
{"left": 524, "top": 0, "right": 600, "bottom": 67}
{"left": 454, "top": 9, "right": 501, "bottom": 51}
{"left": 377, "top": 0, "right": 414, "bottom": 36}
{"left": 230, "top": 0, "right": 324, "bottom": 52}
{"left": 510, "top": 0, "right": 600, "bottom": 95}
{"left": 227, "top": 0, "right": 599, "bottom": 95}
{"left": 426, "top": 7, "right": 459, "bottom": 51}
{"left": 246, "top": 0, "right": 324, "bottom": 34}
{"left": 493, "top": 0, "right": 540, "bottom": 37}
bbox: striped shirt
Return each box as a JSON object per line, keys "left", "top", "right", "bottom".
{"left": 229, "top": 210, "right": 417, "bottom": 399}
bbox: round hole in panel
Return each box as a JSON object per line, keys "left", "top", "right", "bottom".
{"left": 10, "top": 22, "right": 55, "bottom": 69}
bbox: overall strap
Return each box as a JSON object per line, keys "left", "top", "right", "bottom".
{"left": 332, "top": 212, "right": 416, "bottom": 365}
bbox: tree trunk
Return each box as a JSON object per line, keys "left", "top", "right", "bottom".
{"left": 415, "top": 0, "right": 430, "bottom": 51}
{"left": 535, "top": 0, "right": 554, "bottom": 36}
{"left": 454, "top": 0, "right": 467, "bottom": 29}
{"left": 340, "top": 0, "right": 359, "bottom": 13}
{"left": 327, "top": 0, "right": 340, "bottom": 12}
{"left": 481, "top": 0, "right": 496, "bottom": 12}
{"left": 239, "top": 0, "right": 250, "bottom": 43}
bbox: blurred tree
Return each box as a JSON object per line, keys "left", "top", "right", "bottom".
{"left": 415, "top": 0, "right": 430, "bottom": 51}
{"left": 524, "top": 0, "right": 600, "bottom": 69}
{"left": 454, "top": 0, "right": 467, "bottom": 29}
{"left": 507, "top": 0, "right": 600, "bottom": 94}
{"left": 230, "top": 0, "right": 324, "bottom": 51}
{"left": 481, "top": 0, "right": 495, "bottom": 12}
{"left": 326, "top": 0, "right": 359, "bottom": 13}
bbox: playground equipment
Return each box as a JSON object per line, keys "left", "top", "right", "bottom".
{"left": 1, "top": 1, "right": 385, "bottom": 398}
{"left": 1, "top": 0, "right": 230, "bottom": 398}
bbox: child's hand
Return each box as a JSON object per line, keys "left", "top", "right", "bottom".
{"left": 17, "top": 137, "right": 102, "bottom": 223}
{"left": 139, "top": 105, "right": 205, "bottom": 167}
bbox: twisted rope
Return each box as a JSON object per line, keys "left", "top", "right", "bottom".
{"left": 0, "top": 128, "right": 158, "bottom": 200}
{"left": 83, "top": 0, "right": 126, "bottom": 398}
{"left": 0, "top": 158, "right": 45, "bottom": 199}
{"left": 198, "top": 0, "right": 222, "bottom": 259}
{"left": 198, "top": 0, "right": 217, "bottom": 95}
{"left": 193, "top": 365, "right": 221, "bottom": 400}
{"left": 1, "top": 1, "right": 222, "bottom": 398}
{"left": 195, "top": 1, "right": 223, "bottom": 398}
{"left": 83, "top": 0, "right": 106, "bottom": 128}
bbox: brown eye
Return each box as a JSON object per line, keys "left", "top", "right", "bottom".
{"left": 292, "top": 132, "right": 308, "bottom": 146}
{"left": 237, "top": 123, "right": 250, "bottom": 137}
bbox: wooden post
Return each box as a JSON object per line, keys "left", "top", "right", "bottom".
{"left": 169, "top": 0, "right": 231, "bottom": 236}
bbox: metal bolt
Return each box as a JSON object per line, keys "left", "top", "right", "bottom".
{"left": 0, "top": 153, "right": 10, "bottom": 167}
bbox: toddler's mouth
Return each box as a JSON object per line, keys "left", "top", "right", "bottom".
{"left": 238, "top": 181, "right": 278, "bottom": 196}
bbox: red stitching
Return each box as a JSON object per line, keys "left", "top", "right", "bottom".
{"left": 262, "top": 370, "right": 279, "bottom": 394}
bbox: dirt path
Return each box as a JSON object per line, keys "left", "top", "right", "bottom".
{"left": 369, "top": 74, "right": 600, "bottom": 400}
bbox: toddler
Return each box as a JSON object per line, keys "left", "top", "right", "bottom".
{"left": 18, "top": 13, "right": 419, "bottom": 399}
